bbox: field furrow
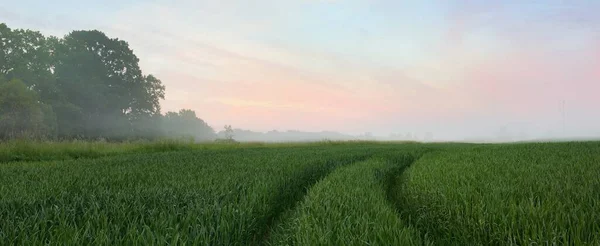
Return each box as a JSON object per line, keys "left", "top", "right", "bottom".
{"left": 0, "top": 145, "right": 375, "bottom": 245}
{"left": 248, "top": 153, "right": 373, "bottom": 244}
{"left": 2, "top": 141, "right": 599, "bottom": 245}
{"left": 267, "top": 154, "right": 429, "bottom": 245}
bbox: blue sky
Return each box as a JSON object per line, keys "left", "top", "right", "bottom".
{"left": 2, "top": 0, "right": 599, "bottom": 140}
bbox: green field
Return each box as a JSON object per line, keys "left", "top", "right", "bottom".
{"left": 1, "top": 141, "right": 599, "bottom": 245}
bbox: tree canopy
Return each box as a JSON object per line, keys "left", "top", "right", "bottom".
{"left": 0, "top": 23, "right": 214, "bottom": 141}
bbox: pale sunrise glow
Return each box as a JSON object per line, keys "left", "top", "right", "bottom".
{"left": 4, "top": 0, "right": 599, "bottom": 140}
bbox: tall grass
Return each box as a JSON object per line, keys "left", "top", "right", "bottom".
{"left": 0, "top": 139, "right": 199, "bottom": 163}
{"left": 269, "top": 154, "right": 429, "bottom": 245}
{"left": 394, "top": 142, "right": 600, "bottom": 245}
{"left": 0, "top": 139, "right": 412, "bottom": 163}
{"left": 0, "top": 143, "right": 390, "bottom": 245}
{"left": 2, "top": 140, "right": 598, "bottom": 245}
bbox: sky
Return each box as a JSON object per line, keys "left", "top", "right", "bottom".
{"left": 2, "top": 0, "right": 599, "bottom": 140}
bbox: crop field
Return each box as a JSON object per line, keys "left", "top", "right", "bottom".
{"left": 0, "top": 141, "right": 599, "bottom": 245}
{"left": 395, "top": 142, "right": 600, "bottom": 245}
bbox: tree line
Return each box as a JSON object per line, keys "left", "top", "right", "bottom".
{"left": 0, "top": 23, "right": 215, "bottom": 141}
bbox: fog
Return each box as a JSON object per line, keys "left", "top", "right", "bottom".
{"left": 2, "top": 1, "right": 599, "bottom": 142}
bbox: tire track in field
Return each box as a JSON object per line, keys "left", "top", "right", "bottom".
{"left": 249, "top": 154, "right": 374, "bottom": 245}
{"left": 258, "top": 152, "right": 424, "bottom": 245}
{"left": 383, "top": 151, "right": 430, "bottom": 243}
{"left": 383, "top": 154, "right": 418, "bottom": 215}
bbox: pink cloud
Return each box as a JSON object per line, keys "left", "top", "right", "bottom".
{"left": 594, "top": 41, "right": 600, "bottom": 79}
{"left": 453, "top": 42, "right": 600, "bottom": 120}
{"left": 157, "top": 56, "right": 480, "bottom": 132}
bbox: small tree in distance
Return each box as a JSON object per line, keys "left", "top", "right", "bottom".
{"left": 224, "top": 125, "right": 234, "bottom": 140}
{"left": 215, "top": 125, "right": 236, "bottom": 143}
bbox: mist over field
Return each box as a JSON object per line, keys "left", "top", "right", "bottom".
{"left": 2, "top": 0, "right": 600, "bottom": 142}
{"left": 2, "top": 2, "right": 600, "bottom": 245}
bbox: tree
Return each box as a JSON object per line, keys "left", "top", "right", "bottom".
{"left": 53, "top": 30, "right": 165, "bottom": 138}
{"left": 0, "top": 77, "right": 54, "bottom": 139}
{"left": 131, "top": 113, "right": 164, "bottom": 140}
{"left": 0, "top": 23, "right": 170, "bottom": 140}
{"left": 0, "top": 23, "right": 58, "bottom": 102}
{"left": 224, "top": 125, "right": 234, "bottom": 140}
{"left": 162, "top": 109, "right": 215, "bottom": 141}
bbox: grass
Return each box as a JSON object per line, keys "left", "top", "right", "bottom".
{"left": 394, "top": 142, "right": 600, "bottom": 245}
{"left": 268, "top": 151, "right": 430, "bottom": 245}
{"left": 0, "top": 140, "right": 599, "bottom": 245}
{"left": 0, "top": 139, "right": 196, "bottom": 163}
{"left": 0, "top": 142, "right": 401, "bottom": 245}
{"left": 0, "top": 139, "right": 403, "bottom": 163}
